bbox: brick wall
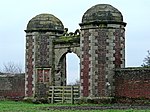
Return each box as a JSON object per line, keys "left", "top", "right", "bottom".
{"left": 0, "top": 74, "right": 25, "bottom": 100}
{"left": 115, "top": 68, "right": 150, "bottom": 99}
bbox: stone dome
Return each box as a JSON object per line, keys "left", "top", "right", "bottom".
{"left": 82, "top": 4, "right": 123, "bottom": 24}
{"left": 26, "top": 13, "right": 64, "bottom": 32}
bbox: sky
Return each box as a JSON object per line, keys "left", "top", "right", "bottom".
{"left": 0, "top": 0, "right": 150, "bottom": 83}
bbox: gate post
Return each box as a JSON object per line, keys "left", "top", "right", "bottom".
{"left": 79, "top": 4, "right": 126, "bottom": 100}
{"left": 25, "top": 13, "right": 64, "bottom": 100}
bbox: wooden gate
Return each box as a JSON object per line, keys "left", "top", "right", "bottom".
{"left": 48, "top": 86, "right": 80, "bottom": 104}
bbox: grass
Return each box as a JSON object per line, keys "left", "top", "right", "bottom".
{"left": 0, "top": 100, "right": 150, "bottom": 112}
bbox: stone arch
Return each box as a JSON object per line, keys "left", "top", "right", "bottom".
{"left": 54, "top": 46, "right": 80, "bottom": 86}
{"left": 55, "top": 46, "right": 80, "bottom": 68}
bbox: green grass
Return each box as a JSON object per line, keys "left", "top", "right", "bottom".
{"left": 0, "top": 101, "right": 149, "bottom": 112}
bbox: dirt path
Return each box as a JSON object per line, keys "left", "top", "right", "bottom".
{"left": 43, "top": 105, "right": 150, "bottom": 110}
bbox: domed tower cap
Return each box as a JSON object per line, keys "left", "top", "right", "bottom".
{"left": 26, "top": 13, "right": 64, "bottom": 33}
{"left": 80, "top": 4, "right": 126, "bottom": 26}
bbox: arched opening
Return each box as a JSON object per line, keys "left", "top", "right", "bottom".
{"left": 66, "top": 53, "right": 80, "bottom": 85}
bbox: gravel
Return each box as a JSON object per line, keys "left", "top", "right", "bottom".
{"left": 42, "top": 105, "right": 150, "bottom": 110}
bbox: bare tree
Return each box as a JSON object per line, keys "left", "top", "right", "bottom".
{"left": 68, "top": 79, "right": 80, "bottom": 86}
{"left": 74, "top": 79, "right": 80, "bottom": 86}
{"left": 0, "top": 68, "right": 3, "bottom": 74}
{"left": 1, "top": 62, "right": 23, "bottom": 74}
{"left": 142, "top": 50, "right": 150, "bottom": 67}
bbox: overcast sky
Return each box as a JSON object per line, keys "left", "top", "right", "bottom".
{"left": 0, "top": 0, "right": 150, "bottom": 83}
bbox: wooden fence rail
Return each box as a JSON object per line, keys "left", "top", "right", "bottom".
{"left": 48, "top": 86, "right": 80, "bottom": 104}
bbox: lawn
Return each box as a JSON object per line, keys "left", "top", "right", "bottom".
{"left": 0, "top": 101, "right": 149, "bottom": 112}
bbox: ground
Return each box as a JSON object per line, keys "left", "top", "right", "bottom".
{"left": 43, "top": 105, "right": 150, "bottom": 111}
{"left": 0, "top": 101, "right": 150, "bottom": 112}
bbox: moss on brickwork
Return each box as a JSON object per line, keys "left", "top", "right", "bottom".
{"left": 115, "top": 67, "right": 150, "bottom": 71}
{"left": 115, "top": 67, "right": 150, "bottom": 79}
{"left": 54, "top": 35, "right": 80, "bottom": 44}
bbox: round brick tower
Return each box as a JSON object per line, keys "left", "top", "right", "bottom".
{"left": 79, "top": 4, "right": 126, "bottom": 98}
{"left": 25, "top": 13, "right": 64, "bottom": 98}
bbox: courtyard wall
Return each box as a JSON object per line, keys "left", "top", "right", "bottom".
{"left": 115, "top": 68, "right": 150, "bottom": 99}
{"left": 0, "top": 74, "right": 25, "bottom": 100}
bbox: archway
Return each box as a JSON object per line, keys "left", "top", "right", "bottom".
{"left": 66, "top": 53, "right": 80, "bottom": 85}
